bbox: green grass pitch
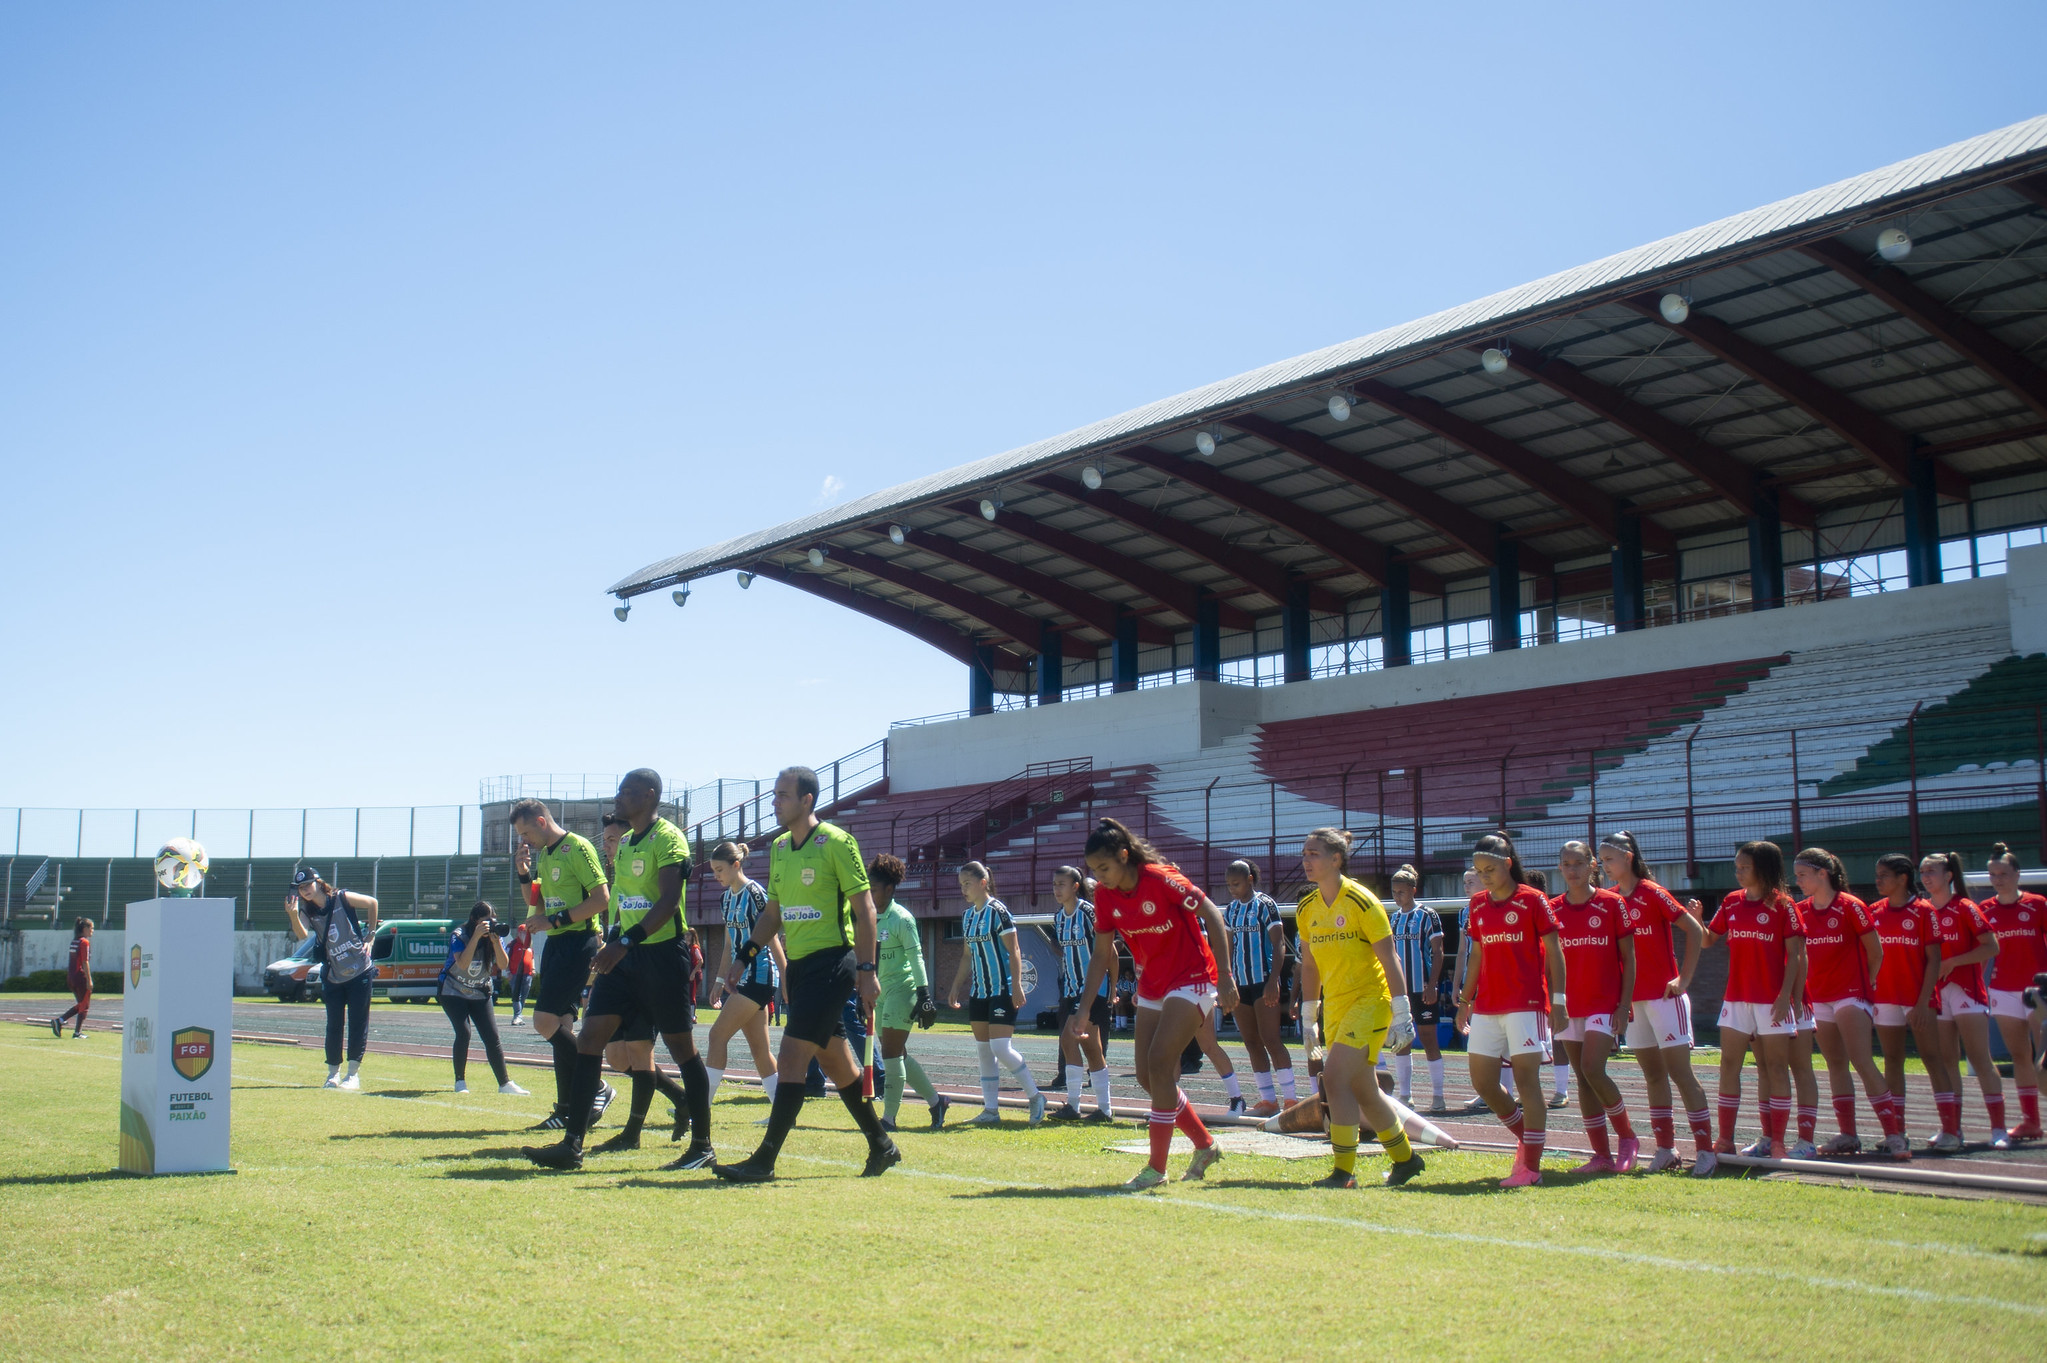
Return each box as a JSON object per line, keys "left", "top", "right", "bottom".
{"left": 1, "top": 1028, "right": 2041, "bottom": 1360}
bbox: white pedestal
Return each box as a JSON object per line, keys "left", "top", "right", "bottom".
{"left": 119, "top": 898, "right": 234, "bottom": 1174}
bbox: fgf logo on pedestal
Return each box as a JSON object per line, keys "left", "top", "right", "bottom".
{"left": 171, "top": 1027, "right": 214, "bottom": 1081}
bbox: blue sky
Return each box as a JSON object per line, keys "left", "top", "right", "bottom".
{"left": 3, "top": 4, "right": 2043, "bottom": 811}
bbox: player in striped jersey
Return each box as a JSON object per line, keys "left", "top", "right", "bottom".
{"left": 1049, "top": 866, "right": 1116, "bottom": 1122}
{"left": 1384, "top": 864, "right": 1445, "bottom": 1112}
{"left": 1222, "top": 860, "right": 1293, "bottom": 1117}
{"left": 945, "top": 862, "right": 1046, "bottom": 1126}
{"left": 702, "top": 840, "right": 786, "bottom": 1112}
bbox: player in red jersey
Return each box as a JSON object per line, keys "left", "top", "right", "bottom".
{"left": 1868, "top": 853, "right": 1951, "bottom": 1150}
{"left": 49, "top": 918, "right": 93, "bottom": 1038}
{"left": 1981, "top": 843, "right": 2045, "bottom": 1140}
{"left": 1791, "top": 848, "right": 1907, "bottom": 1159}
{"left": 1550, "top": 841, "right": 1637, "bottom": 1174}
{"left": 1702, "top": 841, "right": 1805, "bottom": 1162}
{"left": 1066, "top": 818, "right": 1238, "bottom": 1189}
{"left": 1597, "top": 831, "right": 1713, "bottom": 1173}
{"left": 1454, "top": 831, "right": 1566, "bottom": 1188}
{"left": 1922, "top": 850, "right": 2007, "bottom": 1147}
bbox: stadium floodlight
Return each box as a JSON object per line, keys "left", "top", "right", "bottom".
{"left": 1194, "top": 430, "right": 1218, "bottom": 457}
{"left": 1480, "top": 347, "right": 1511, "bottom": 375}
{"left": 1658, "top": 292, "right": 1691, "bottom": 325}
{"left": 671, "top": 585, "right": 690, "bottom": 607}
{"left": 612, "top": 601, "right": 630, "bottom": 622}
{"left": 807, "top": 546, "right": 828, "bottom": 568}
{"left": 1876, "top": 226, "right": 1912, "bottom": 262}
{"left": 1327, "top": 393, "right": 1352, "bottom": 423}
{"left": 736, "top": 571, "right": 754, "bottom": 589}
{"left": 1080, "top": 465, "right": 1104, "bottom": 490}
{"left": 888, "top": 524, "right": 906, "bottom": 545}
{"left": 979, "top": 497, "right": 1002, "bottom": 521}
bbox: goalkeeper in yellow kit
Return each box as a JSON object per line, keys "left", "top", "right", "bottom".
{"left": 1294, "top": 826, "right": 1427, "bottom": 1188}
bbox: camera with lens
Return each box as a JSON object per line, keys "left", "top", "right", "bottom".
{"left": 2023, "top": 972, "right": 2047, "bottom": 1010}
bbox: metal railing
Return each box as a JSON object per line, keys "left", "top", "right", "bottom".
{"left": 1, "top": 804, "right": 485, "bottom": 861}
{"left": 685, "top": 740, "right": 888, "bottom": 848}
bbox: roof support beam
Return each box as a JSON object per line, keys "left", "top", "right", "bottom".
{"left": 2011, "top": 174, "right": 2047, "bottom": 213}
{"left": 880, "top": 526, "right": 1176, "bottom": 645}
{"left": 1222, "top": 413, "right": 1551, "bottom": 571}
{"left": 1027, "top": 473, "right": 1347, "bottom": 614}
{"left": 1799, "top": 235, "right": 2047, "bottom": 423}
{"left": 1118, "top": 445, "right": 1446, "bottom": 595}
{"left": 943, "top": 502, "right": 1254, "bottom": 630}
{"left": 1493, "top": 347, "right": 1817, "bottom": 528}
{"left": 827, "top": 546, "right": 1050, "bottom": 652}
{"left": 747, "top": 563, "right": 1028, "bottom": 671}
{"left": 1621, "top": 293, "right": 1967, "bottom": 498}
{"left": 1351, "top": 378, "right": 1677, "bottom": 554}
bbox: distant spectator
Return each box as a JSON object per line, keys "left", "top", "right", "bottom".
{"left": 49, "top": 918, "right": 93, "bottom": 1039}
{"left": 505, "top": 924, "right": 535, "bottom": 1025}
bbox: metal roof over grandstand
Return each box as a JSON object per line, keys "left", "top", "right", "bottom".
{"left": 612, "top": 115, "right": 2047, "bottom": 687}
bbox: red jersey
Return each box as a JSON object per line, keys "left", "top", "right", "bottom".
{"left": 1465, "top": 887, "right": 1557, "bottom": 1015}
{"left": 1930, "top": 896, "right": 1993, "bottom": 1003}
{"left": 1096, "top": 863, "right": 1218, "bottom": 1000}
{"left": 1620, "top": 879, "right": 1689, "bottom": 1002}
{"left": 1797, "top": 892, "right": 1876, "bottom": 1004}
{"left": 1710, "top": 891, "right": 1801, "bottom": 1006}
{"left": 506, "top": 928, "right": 534, "bottom": 976}
{"left": 1550, "top": 888, "right": 1629, "bottom": 1017}
{"left": 1870, "top": 898, "right": 1936, "bottom": 1008}
{"left": 66, "top": 938, "right": 91, "bottom": 988}
{"left": 1980, "top": 893, "right": 2047, "bottom": 991}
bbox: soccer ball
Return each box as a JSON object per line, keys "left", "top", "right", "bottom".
{"left": 155, "top": 838, "right": 209, "bottom": 891}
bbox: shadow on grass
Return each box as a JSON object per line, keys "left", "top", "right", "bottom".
{"left": 609, "top": 1176, "right": 761, "bottom": 1192}
{"left": 441, "top": 1166, "right": 552, "bottom": 1181}
{"left": 420, "top": 1146, "right": 532, "bottom": 1162}
{"left": 329, "top": 1129, "right": 513, "bottom": 1142}
{"left": 0, "top": 1170, "right": 153, "bottom": 1187}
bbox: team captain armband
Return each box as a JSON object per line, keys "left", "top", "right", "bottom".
{"left": 734, "top": 940, "right": 761, "bottom": 967}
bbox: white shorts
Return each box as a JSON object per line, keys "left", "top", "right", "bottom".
{"left": 1937, "top": 983, "right": 1989, "bottom": 1019}
{"left": 1719, "top": 999, "right": 1797, "bottom": 1037}
{"left": 1467, "top": 1011, "right": 1546, "bottom": 1059}
{"left": 1794, "top": 1004, "right": 1815, "bottom": 1033}
{"left": 1873, "top": 1002, "right": 1915, "bottom": 1027}
{"left": 1811, "top": 997, "right": 1871, "bottom": 1025}
{"left": 1624, "top": 995, "right": 1693, "bottom": 1050}
{"left": 1559, "top": 1014, "right": 1616, "bottom": 1043}
{"left": 1990, "top": 988, "right": 2031, "bottom": 1020}
{"left": 1136, "top": 982, "right": 1216, "bottom": 1015}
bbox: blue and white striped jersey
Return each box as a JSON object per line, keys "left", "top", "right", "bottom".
{"left": 723, "top": 881, "right": 778, "bottom": 988}
{"left": 1053, "top": 900, "right": 1105, "bottom": 998}
{"left": 1223, "top": 892, "right": 1284, "bottom": 985}
{"left": 1388, "top": 904, "right": 1443, "bottom": 993}
{"left": 962, "top": 898, "right": 1016, "bottom": 999}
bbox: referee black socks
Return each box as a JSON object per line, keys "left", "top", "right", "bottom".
{"left": 549, "top": 1030, "right": 580, "bottom": 1111}
{"left": 839, "top": 1086, "right": 887, "bottom": 1147}
{"left": 679, "top": 1054, "right": 713, "bottom": 1148}
{"left": 754, "top": 1081, "right": 808, "bottom": 1164}
{"left": 563, "top": 1052, "right": 605, "bottom": 1146}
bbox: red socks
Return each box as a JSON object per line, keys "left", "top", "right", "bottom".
{"left": 1649, "top": 1105, "right": 1674, "bottom": 1150}
{"left": 1832, "top": 1094, "right": 1858, "bottom": 1137}
{"left": 1606, "top": 1102, "right": 1635, "bottom": 1140}
{"left": 1146, "top": 1108, "right": 1175, "bottom": 1172}
{"left": 1717, "top": 1093, "right": 1740, "bottom": 1147}
{"left": 1503, "top": 1106, "right": 1526, "bottom": 1142}
{"left": 2020, "top": 1086, "right": 2040, "bottom": 1129}
{"left": 1687, "top": 1107, "right": 1714, "bottom": 1154}
{"left": 1987, "top": 1093, "right": 2008, "bottom": 1130}
{"left": 1520, "top": 1129, "right": 1546, "bottom": 1170}
{"left": 1172, "top": 1090, "right": 1213, "bottom": 1148}
{"left": 1796, "top": 1104, "right": 1817, "bottom": 1144}
{"left": 1935, "top": 1091, "right": 1962, "bottom": 1136}
{"left": 1585, "top": 1111, "right": 1611, "bottom": 1159}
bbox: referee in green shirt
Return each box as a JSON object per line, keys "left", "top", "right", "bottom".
{"left": 510, "top": 799, "right": 611, "bottom": 1130}
{"left": 525, "top": 769, "right": 715, "bottom": 1171}
{"left": 714, "top": 766, "right": 899, "bottom": 1181}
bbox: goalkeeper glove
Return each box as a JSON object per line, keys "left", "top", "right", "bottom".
{"left": 914, "top": 984, "right": 938, "bottom": 1029}
{"left": 1385, "top": 993, "right": 1416, "bottom": 1052}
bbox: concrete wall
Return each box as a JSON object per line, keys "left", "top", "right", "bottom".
{"left": 892, "top": 566, "right": 2033, "bottom": 792}
{"left": 3, "top": 929, "right": 297, "bottom": 995}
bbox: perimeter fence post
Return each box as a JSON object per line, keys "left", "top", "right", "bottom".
{"left": 1906, "top": 708, "right": 1921, "bottom": 863}
{"left": 1684, "top": 727, "right": 1699, "bottom": 880}
{"left": 1790, "top": 729, "right": 1803, "bottom": 852}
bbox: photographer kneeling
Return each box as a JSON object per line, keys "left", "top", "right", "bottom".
{"left": 441, "top": 902, "right": 529, "bottom": 1096}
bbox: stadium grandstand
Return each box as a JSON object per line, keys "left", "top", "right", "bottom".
{"left": 607, "top": 116, "right": 2047, "bottom": 1022}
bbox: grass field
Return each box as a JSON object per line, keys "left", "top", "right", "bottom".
{"left": 2, "top": 1027, "right": 2043, "bottom": 1361}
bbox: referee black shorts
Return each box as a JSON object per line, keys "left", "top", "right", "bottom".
{"left": 782, "top": 946, "right": 856, "bottom": 1048}
{"left": 534, "top": 929, "right": 600, "bottom": 1018}
{"left": 1057, "top": 993, "right": 1111, "bottom": 1028}
{"left": 586, "top": 938, "right": 696, "bottom": 1038}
